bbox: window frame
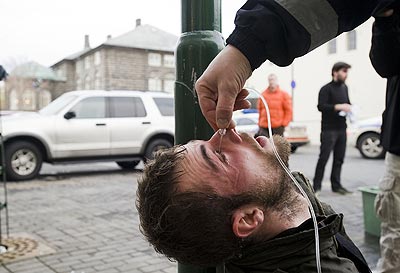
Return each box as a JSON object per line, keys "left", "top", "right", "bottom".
{"left": 327, "top": 38, "right": 337, "bottom": 54}
{"left": 347, "top": 30, "right": 357, "bottom": 51}
{"left": 108, "top": 96, "right": 147, "bottom": 118}
{"left": 152, "top": 97, "right": 174, "bottom": 116}
{"left": 163, "top": 54, "right": 175, "bottom": 68}
{"left": 68, "top": 96, "right": 107, "bottom": 119}
{"left": 148, "top": 53, "right": 162, "bottom": 67}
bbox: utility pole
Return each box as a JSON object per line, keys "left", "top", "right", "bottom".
{"left": 175, "top": 0, "right": 224, "bottom": 272}
{"left": 290, "top": 64, "right": 295, "bottom": 121}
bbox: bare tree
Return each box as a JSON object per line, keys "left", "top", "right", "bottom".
{"left": 0, "top": 55, "right": 32, "bottom": 73}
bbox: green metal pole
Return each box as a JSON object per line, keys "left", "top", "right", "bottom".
{"left": 175, "top": 0, "right": 225, "bottom": 272}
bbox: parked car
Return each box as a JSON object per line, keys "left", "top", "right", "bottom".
{"left": 233, "top": 111, "right": 309, "bottom": 152}
{"left": 1, "top": 90, "right": 174, "bottom": 181}
{"left": 348, "top": 116, "right": 385, "bottom": 159}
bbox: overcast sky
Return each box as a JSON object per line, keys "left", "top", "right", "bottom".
{"left": 0, "top": 0, "right": 245, "bottom": 71}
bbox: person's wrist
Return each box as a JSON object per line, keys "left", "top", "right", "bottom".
{"left": 226, "top": 45, "right": 252, "bottom": 85}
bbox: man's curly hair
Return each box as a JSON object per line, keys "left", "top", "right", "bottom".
{"left": 136, "top": 145, "right": 283, "bottom": 266}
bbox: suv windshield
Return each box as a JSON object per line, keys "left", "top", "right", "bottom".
{"left": 153, "top": 97, "right": 174, "bottom": 116}
{"left": 39, "top": 95, "right": 78, "bottom": 115}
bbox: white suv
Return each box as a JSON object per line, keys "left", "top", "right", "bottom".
{"left": 1, "top": 90, "right": 175, "bottom": 181}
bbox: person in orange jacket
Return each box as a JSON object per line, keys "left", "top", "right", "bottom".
{"left": 257, "top": 74, "right": 292, "bottom": 137}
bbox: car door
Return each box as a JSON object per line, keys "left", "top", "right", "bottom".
{"left": 108, "top": 96, "right": 151, "bottom": 155}
{"left": 54, "top": 96, "right": 110, "bottom": 158}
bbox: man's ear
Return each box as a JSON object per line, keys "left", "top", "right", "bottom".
{"left": 232, "top": 206, "right": 265, "bottom": 238}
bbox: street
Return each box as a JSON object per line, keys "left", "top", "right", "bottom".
{"left": 0, "top": 145, "right": 384, "bottom": 273}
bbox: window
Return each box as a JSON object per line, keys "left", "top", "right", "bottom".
{"left": 84, "top": 56, "right": 91, "bottom": 69}
{"left": 347, "top": 30, "right": 357, "bottom": 50}
{"left": 148, "top": 78, "right": 162, "bottom": 91}
{"left": 153, "top": 97, "right": 174, "bottom": 116}
{"left": 84, "top": 75, "right": 91, "bottom": 90}
{"left": 327, "top": 39, "right": 337, "bottom": 54}
{"left": 94, "top": 71, "right": 101, "bottom": 89}
{"left": 76, "top": 60, "right": 83, "bottom": 74}
{"left": 56, "top": 69, "right": 65, "bottom": 78}
{"left": 148, "top": 53, "right": 161, "bottom": 66}
{"left": 94, "top": 51, "right": 101, "bottom": 65}
{"left": 22, "top": 89, "right": 36, "bottom": 110}
{"left": 40, "top": 95, "right": 78, "bottom": 115}
{"left": 163, "top": 54, "right": 175, "bottom": 68}
{"left": 163, "top": 73, "right": 175, "bottom": 93}
{"left": 163, "top": 80, "right": 174, "bottom": 93}
{"left": 69, "top": 97, "right": 106, "bottom": 118}
{"left": 109, "top": 97, "right": 147, "bottom": 118}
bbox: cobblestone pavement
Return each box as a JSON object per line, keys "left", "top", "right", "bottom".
{"left": 0, "top": 145, "right": 384, "bottom": 272}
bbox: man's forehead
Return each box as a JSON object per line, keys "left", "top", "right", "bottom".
{"left": 183, "top": 139, "right": 204, "bottom": 149}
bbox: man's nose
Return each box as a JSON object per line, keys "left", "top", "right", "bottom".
{"left": 208, "top": 129, "right": 242, "bottom": 149}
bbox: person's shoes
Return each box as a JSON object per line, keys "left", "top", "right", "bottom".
{"left": 314, "top": 190, "right": 321, "bottom": 197}
{"left": 332, "top": 187, "right": 352, "bottom": 195}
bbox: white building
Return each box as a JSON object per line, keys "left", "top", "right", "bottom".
{"left": 246, "top": 19, "right": 386, "bottom": 144}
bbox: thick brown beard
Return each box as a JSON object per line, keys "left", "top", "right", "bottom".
{"left": 270, "top": 135, "right": 291, "bottom": 167}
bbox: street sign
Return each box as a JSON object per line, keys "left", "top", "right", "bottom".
{"left": 291, "top": 80, "right": 296, "bottom": 89}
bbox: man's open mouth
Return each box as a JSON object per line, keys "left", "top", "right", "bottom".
{"left": 255, "top": 136, "right": 269, "bottom": 148}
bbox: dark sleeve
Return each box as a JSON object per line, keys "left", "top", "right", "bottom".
{"left": 346, "top": 85, "right": 351, "bottom": 105}
{"left": 317, "top": 86, "right": 335, "bottom": 113}
{"left": 369, "top": 11, "right": 400, "bottom": 78}
{"left": 227, "top": 0, "right": 380, "bottom": 70}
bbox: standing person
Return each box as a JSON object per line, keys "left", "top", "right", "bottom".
{"left": 370, "top": 9, "right": 400, "bottom": 273}
{"left": 257, "top": 74, "right": 292, "bottom": 137}
{"left": 313, "top": 62, "right": 352, "bottom": 195}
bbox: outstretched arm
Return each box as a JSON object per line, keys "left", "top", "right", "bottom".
{"left": 197, "top": 0, "right": 383, "bottom": 130}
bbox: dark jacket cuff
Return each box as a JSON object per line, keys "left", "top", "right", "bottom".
{"left": 374, "top": 14, "right": 397, "bottom": 31}
{"left": 226, "top": 27, "right": 268, "bottom": 71}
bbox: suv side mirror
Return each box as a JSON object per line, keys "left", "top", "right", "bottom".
{"left": 64, "top": 111, "right": 76, "bottom": 120}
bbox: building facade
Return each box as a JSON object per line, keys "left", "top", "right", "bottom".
{"left": 52, "top": 19, "right": 177, "bottom": 96}
{"left": 2, "top": 62, "right": 64, "bottom": 111}
{"left": 246, "top": 19, "right": 387, "bottom": 143}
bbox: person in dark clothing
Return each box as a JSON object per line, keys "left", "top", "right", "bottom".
{"left": 137, "top": 131, "right": 370, "bottom": 272}
{"left": 369, "top": 8, "right": 400, "bottom": 272}
{"left": 313, "top": 62, "right": 352, "bottom": 195}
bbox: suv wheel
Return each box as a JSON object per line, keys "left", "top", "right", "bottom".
{"left": 358, "top": 132, "right": 385, "bottom": 159}
{"left": 5, "top": 141, "right": 43, "bottom": 181}
{"left": 144, "top": 139, "right": 173, "bottom": 161}
{"left": 116, "top": 161, "right": 140, "bottom": 169}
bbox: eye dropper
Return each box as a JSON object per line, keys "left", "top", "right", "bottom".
{"left": 217, "top": 128, "right": 226, "bottom": 153}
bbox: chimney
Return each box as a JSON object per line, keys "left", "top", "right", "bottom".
{"left": 84, "top": 35, "right": 90, "bottom": 49}
{"left": 107, "top": 34, "right": 112, "bottom": 40}
{"left": 136, "top": 18, "right": 141, "bottom": 28}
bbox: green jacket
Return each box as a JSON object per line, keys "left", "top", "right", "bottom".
{"left": 222, "top": 172, "right": 362, "bottom": 273}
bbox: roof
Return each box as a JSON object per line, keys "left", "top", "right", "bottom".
{"left": 64, "top": 48, "right": 92, "bottom": 60}
{"left": 104, "top": 24, "right": 178, "bottom": 52}
{"left": 52, "top": 24, "right": 178, "bottom": 67}
{"left": 10, "top": 62, "right": 65, "bottom": 81}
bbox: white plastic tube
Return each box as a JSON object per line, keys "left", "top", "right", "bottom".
{"left": 247, "top": 88, "right": 322, "bottom": 273}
